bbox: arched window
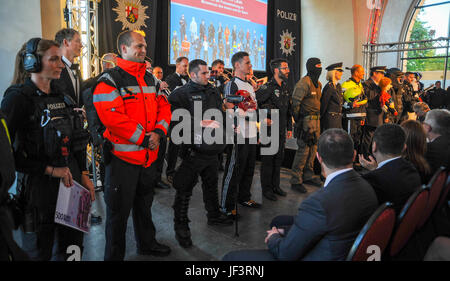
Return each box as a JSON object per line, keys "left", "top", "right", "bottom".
{"left": 402, "top": 0, "right": 450, "bottom": 88}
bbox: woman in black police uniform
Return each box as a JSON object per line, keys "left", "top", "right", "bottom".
{"left": 320, "top": 63, "right": 344, "bottom": 132}
{"left": 1, "top": 38, "right": 94, "bottom": 261}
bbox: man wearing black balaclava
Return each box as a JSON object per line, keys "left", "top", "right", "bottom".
{"left": 290, "top": 58, "right": 323, "bottom": 193}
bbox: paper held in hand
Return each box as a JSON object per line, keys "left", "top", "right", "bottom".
{"left": 55, "top": 180, "right": 92, "bottom": 233}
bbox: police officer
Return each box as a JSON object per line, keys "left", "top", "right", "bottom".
{"left": 169, "top": 59, "right": 232, "bottom": 248}
{"left": 342, "top": 65, "right": 367, "bottom": 156}
{"left": 1, "top": 38, "right": 94, "bottom": 260}
{"left": 290, "top": 57, "right": 323, "bottom": 193}
{"left": 0, "top": 110, "right": 28, "bottom": 261}
{"left": 361, "top": 66, "right": 386, "bottom": 157}
{"left": 256, "top": 58, "right": 292, "bottom": 201}
{"left": 401, "top": 72, "right": 420, "bottom": 122}
{"left": 93, "top": 31, "right": 172, "bottom": 260}
{"left": 320, "top": 62, "right": 344, "bottom": 132}
{"left": 387, "top": 68, "right": 404, "bottom": 124}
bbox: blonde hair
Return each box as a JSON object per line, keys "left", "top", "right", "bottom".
{"left": 326, "top": 70, "right": 336, "bottom": 83}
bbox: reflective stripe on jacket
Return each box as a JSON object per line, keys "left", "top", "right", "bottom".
{"left": 93, "top": 57, "right": 171, "bottom": 167}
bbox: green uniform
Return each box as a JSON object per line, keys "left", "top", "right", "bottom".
{"left": 290, "top": 76, "right": 322, "bottom": 185}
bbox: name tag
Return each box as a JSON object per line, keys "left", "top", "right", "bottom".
{"left": 311, "top": 92, "right": 316, "bottom": 95}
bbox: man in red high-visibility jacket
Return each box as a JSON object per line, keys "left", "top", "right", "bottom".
{"left": 93, "top": 30, "right": 172, "bottom": 261}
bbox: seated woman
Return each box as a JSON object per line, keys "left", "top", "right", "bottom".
{"left": 400, "top": 120, "right": 432, "bottom": 184}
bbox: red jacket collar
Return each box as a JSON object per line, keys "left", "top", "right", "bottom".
{"left": 117, "top": 57, "right": 147, "bottom": 77}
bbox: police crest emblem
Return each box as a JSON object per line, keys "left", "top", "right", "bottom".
{"left": 279, "top": 29, "right": 296, "bottom": 56}
{"left": 113, "top": 0, "right": 149, "bottom": 30}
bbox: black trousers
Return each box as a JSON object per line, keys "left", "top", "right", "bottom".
{"left": 173, "top": 150, "right": 222, "bottom": 218}
{"left": 166, "top": 138, "right": 180, "bottom": 178}
{"left": 222, "top": 215, "right": 292, "bottom": 261}
{"left": 21, "top": 157, "right": 84, "bottom": 261}
{"left": 154, "top": 136, "right": 167, "bottom": 183}
{"left": 104, "top": 155, "right": 158, "bottom": 261}
{"left": 360, "top": 125, "right": 376, "bottom": 158}
{"left": 344, "top": 119, "right": 364, "bottom": 155}
{"left": 221, "top": 139, "right": 257, "bottom": 212}
{"left": 260, "top": 136, "right": 285, "bottom": 193}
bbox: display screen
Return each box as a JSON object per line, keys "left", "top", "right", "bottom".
{"left": 169, "top": 0, "right": 268, "bottom": 71}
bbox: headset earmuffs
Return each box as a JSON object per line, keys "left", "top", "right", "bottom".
{"left": 23, "top": 38, "right": 42, "bottom": 73}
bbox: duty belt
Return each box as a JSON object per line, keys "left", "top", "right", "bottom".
{"left": 327, "top": 112, "right": 342, "bottom": 116}
{"left": 304, "top": 115, "right": 320, "bottom": 120}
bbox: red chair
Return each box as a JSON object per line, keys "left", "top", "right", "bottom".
{"left": 346, "top": 202, "right": 396, "bottom": 261}
{"left": 416, "top": 167, "right": 447, "bottom": 229}
{"left": 435, "top": 172, "right": 449, "bottom": 212}
{"left": 388, "top": 186, "right": 429, "bottom": 257}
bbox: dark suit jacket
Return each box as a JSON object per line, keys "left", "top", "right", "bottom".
{"left": 267, "top": 170, "right": 378, "bottom": 261}
{"left": 426, "top": 135, "right": 450, "bottom": 173}
{"left": 164, "top": 72, "right": 189, "bottom": 92}
{"left": 54, "top": 66, "right": 83, "bottom": 107}
{"left": 363, "top": 157, "right": 421, "bottom": 214}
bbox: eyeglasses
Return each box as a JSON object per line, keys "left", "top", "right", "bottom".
{"left": 278, "top": 67, "right": 289, "bottom": 70}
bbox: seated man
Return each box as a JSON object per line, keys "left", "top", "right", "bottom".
{"left": 423, "top": 109, "right": 450, "bottom": 174}
{"left": 223, "top": 129, "right": 378, "bottom": 261}
{"left": 359, "top": 124, "right": 423, "bottom": 214}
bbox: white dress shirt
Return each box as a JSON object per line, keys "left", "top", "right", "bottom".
{"left": 323, "top": 168, "right": 353, "bottom": 188}
{"left": 377, "top": 156, "right": 401, "bottom": 169}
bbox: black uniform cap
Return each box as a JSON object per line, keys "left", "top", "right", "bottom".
{"left": 325, "top": 62, "right": 344, "bottom": 71}
{"left": 370, "top": 66, "right": 387, "bottom": 74}
{"left": 386, "top": 67, "right": 403, "bottom": 78}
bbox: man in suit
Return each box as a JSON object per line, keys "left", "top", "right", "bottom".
{"left": 165, "top": 56, "right": 190, "bottom": 183}
{"left": 54, "top": 28, "right": 83, "bottom": 107}
{"left": 423, "top": 109, "right": 450, "bottom": 173}
{"left": 359, "top": 124, "right": 421, "bottom": 214}
{"left": 222, "top": 128, "right": 378, "bottom": 261}
{"left": 165, "top": 56, "right": 189, "bottom": 91}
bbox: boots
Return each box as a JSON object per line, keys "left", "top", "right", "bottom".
{"left": 173, "top": 194, "right": 192, "bottom": 248}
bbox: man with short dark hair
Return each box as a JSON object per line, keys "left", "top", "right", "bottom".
{"left": 256, "top": 58, "right": 292, "bottom": 201}
{"left": 221, "top": 51, "right": 261, "bottom": 217}
{"left": 423, "top": 109, "right": 450, "bottom": 173}
{"left": 93, "top": 30, "right": 172, "bottom": 260}
{"left": 223, "top": 129, "right": 378, "bottom": 261}
{"left": 360, "top": 124, "right": 421, "bottom": 213}
{"left": 169, "top": 59, "right": 232, "bottom": 248}
{"left": 427, "top": 81, "right": 447, "bottom": 110}
{"left": 54, "top": 28, "right": 83, "bottom": 106}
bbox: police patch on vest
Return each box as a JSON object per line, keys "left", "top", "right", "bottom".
{"left": 47, "top": 103, "right": 66, "bottom": 110}
{"left": 191, "top": 95, "right": 202, "bottom": 101}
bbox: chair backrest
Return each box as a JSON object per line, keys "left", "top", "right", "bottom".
{"left": 436, "top": 173, "right": 450, "bottom": 211}
{"left": 389, "top": 186, "right": 429, "bottom": 257}
{"left": 417, "top": 167, "right": 447, "bottom": 229}
{"left": 346, "top": 202, "right": 396, "bottom": 261}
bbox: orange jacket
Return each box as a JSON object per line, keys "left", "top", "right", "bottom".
{"left": 93, "top": 57, "right": 171, "bottom": 167}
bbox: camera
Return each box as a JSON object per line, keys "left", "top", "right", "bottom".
{"left": 226, "top": 95, "right": 244, "bottom": 104}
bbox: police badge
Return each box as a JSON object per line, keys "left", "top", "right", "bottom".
{"left": 274, "top": 89, "right": 280, "bottom": 97}
{"left": 113, "top": 0, "right": 150, "bottom": 31}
